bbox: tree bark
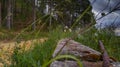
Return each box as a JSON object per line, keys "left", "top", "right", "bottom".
{"left": 11, "top": 0, "right": 14, "bottom": 27}
{"left": 7, "top": 0, "right": 12, "bottom": 30}
{"left": 0, "top": 1, "right": 1, "bottom": 27}
{"left": 32, "top": 0, "right": 36, "bottom": 30}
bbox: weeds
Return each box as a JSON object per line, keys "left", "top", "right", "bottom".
{"left": 75, "top": 27, "right": 120, "bottom": 61}
{"left": 1, "top": 26, "right": 119, "bottom": 67}
{"left": 10, "top": 27, "right": 74, "bottom": 67}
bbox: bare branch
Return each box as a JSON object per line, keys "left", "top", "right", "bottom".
{"left": 99, "top": 40, "right": 110, "bottom": 67}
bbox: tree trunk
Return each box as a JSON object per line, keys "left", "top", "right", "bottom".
{"left": 32, "top": 0, "right": 36, "bottom": 30}
{"left": 7, "top": 0, "right": 12, "bottom": 30}
{"left": 11, "top": 0, "right": 14, "bottom": 27}
{"left": 0, "top": 1, "right": 1, "bottom": 27}
{"left": 49, "top": 0, "right": 52, "bottom": 27}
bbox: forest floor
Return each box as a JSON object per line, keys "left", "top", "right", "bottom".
{"left": 0, "top": 38, "right": 47, "bottom": 66}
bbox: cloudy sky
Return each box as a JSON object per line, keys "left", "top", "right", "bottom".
{"left": 89, "top": 0, "right": 120, "bottom": 29}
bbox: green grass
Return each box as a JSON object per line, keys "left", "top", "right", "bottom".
{"left": 0, "top": 28, "right": 48, "bottom": 42}
{"left": 0, "top": 29, "right": 15, "bottom": 41}
{"left": 11, "top": 38, "right": 57, "bottom": 67}
{"left": 1, "top": 26, "right": 120, "bottom": 67}
{"left": 10, "top": 27, "right": 75, "bottom": 67}
{"left": 75, "top": 27, "right": 120, "bottom": 61}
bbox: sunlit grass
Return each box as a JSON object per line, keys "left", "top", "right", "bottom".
{"left": 9, "top": 27, "right": 76, "bottom": 67}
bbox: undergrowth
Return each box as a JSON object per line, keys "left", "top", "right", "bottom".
{"left": 0, "top": 25, "right": 119, "bottom": 67}
{"left": 10, "top": 27, "right": 75, "bottom": 67}
{"left": 75, "top": 27, "right": 120, "bottom": 61}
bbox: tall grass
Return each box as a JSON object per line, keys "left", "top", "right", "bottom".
{"left": 10, "top": 27, "right": 76, "bottom": 67}
{"left": 11, "top": 39, "right": 56, "bottom": 67}
{"left": 75, "top": 27, "right": 120, "bottom": 61}
{"left": 10, "top": 26, "right": 120, "bottom": 67}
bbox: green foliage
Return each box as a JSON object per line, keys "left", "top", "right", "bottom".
{"left": 11, "top": 38, "right": 56, "bottom": 67}
{"left": 0, "top": 28, "right": 48, "bottom": 42}
{"left": 1, "top": 0, "right": 93, "bottom": 30}
{"left": 42, "top": 55, "right": 83, "bottom": 67}
{"left": 10, "top": 27, "right": 74, "bottom": 67}
{"left": 75, "top": 27, "right": 120, "bottom": 61}
{"left": 0, "top": 29, "right": 15, "bottom": 40}
{"left": 54, "top": 0, "right": 93, "bottom": 28}
{"left": 5, "top": 26, "right": 119, "bottom": 67}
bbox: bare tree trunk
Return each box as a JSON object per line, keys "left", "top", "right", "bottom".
{"left": 7, "top": 0, "right": 12, "bottom": 30}
{"left": 14, "top": 0, "right": 16, "bottom": 18}
{"left": 11, "top": 0, "right": 14, "bottom": 27}
{"left": 32, "top": 0, "right": 37, "bottom": 30}
{"left": 0, "top": 1, "right": 1, "bottom": 27}
{"left": 49, "top": 0, "right": 52, "bottom": 27}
